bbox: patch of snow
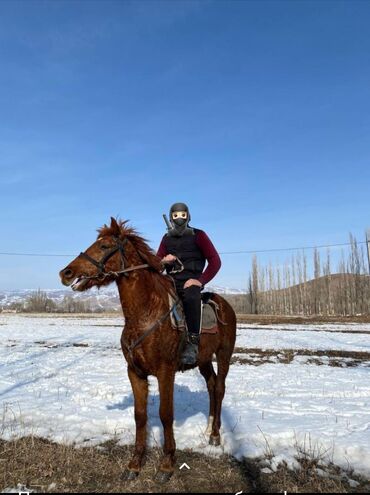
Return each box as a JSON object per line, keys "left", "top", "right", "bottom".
{"left": 1, "top": 484, "right": 33, "bottom": 493}
{"left": 348, "top": 478, "right": 360, "bottom": 487}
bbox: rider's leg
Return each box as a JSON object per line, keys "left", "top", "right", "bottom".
{"left": 182, "top": 285, "right": 202, "bottom": 334}
{"left": 179, "top": 284, "right": 202, "bottom": 365}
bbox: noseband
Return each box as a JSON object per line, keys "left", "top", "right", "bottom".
{"left": 78, "top": 237, "right": 150, "bottom": 281}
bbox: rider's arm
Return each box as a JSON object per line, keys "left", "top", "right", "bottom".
{"left": 195, "top": 230, "right": 221, "bottom": 286}
{"left": 156, "top": 235, "right": 168, "bottom": 258}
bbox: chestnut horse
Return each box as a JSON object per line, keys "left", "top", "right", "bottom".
{"left": 59, "top": 217, "right": 236, "bottom": 482}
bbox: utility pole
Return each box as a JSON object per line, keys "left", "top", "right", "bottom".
{"left": 366, "top": 229, "right": 370, "bottom": 274}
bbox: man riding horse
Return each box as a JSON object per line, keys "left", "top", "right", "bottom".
{"left": 157, "top": 202, "right": 221, "bottom": 366}
{"left": 60, "top": 216, "right": 235, "bottom": 480}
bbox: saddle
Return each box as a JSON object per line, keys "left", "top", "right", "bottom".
{"left": 169, "top": 291, "right": 223, "bottom": 335}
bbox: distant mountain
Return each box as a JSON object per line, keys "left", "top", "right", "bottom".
{"left": 0, "top": 286, "right": 121, "bottom": 311}
{"left": 0, "top": 284, "right": 246, "bottom": 311}
{"left": 268, "top": 273, "right": 370, "bottom": 296}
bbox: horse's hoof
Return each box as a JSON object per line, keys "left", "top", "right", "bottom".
{"left": 155, "top": 470, "right": 173, "bottom": 483}
{"left": 121, "top": 468, "right": 139, "bottom": 481}
{"left": 209, "top": 435, "right": 221, "bottom": 446}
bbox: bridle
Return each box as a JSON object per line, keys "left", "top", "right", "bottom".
{"left": 78, "top": 236, "right": 150, "bottom": 282}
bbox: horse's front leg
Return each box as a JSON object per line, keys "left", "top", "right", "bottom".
{"left": 122, "top": 366, "right": 148, "bottom": 480}
{"left": 155, "top": 366, "right": 176, "bottom": 482}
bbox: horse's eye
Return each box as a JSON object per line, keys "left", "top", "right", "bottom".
{"left": 100, "top": 244, "right": 110, "bottom": 250}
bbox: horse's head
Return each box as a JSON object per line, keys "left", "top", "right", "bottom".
{"left": 59, "top": 217, "right": 162, "bottom": 292}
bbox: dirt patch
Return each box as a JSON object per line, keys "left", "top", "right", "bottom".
{"left": 31, "top": 341, "right": 91, "bottom": 349}
{"left": 88, "top": 324, "right": 123, "bottom": 327}
{"left": 231, "top": 347, "right": 370, "bottom": 367}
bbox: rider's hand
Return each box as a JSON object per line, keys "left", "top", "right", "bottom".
{"left": 183, "top": 278, "right": 202, "bottom": 289}
{"left": 162, "top": 254, "right": 176, "bottom": 264}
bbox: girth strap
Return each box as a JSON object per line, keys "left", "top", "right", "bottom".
{"left": 122, "top": 298, "right": 180, "bottom": 355}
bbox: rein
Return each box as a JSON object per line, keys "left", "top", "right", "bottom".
{"left": 78, "top": 234, "right": 180, "bottom": 375}
{"left": 79, "top": 262, "right": 150, "bottom": 281}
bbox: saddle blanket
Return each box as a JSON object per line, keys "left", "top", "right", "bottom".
{"left": 169, "top": 291, "right": 219, "bottom": 334}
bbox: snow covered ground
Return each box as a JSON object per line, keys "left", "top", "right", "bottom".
{"left": 1, "top": 315, "right": 370, "bottom": 477}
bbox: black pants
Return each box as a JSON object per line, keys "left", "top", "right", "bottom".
{"left": 174, "top": 280, "right": 202, "bottom": 335}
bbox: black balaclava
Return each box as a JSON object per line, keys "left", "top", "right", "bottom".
{"left": 169, "top": 202, "right": 193, "bottom": 236}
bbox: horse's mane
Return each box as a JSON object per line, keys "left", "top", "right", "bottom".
{"left": 97, "top": 219, "right": 175, "bottom": 298}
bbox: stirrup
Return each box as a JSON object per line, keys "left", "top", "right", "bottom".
{"left": 188, "top": 333, "right": 200, "bottom": 344}
{"left": 180, "top": 334, "right": 199, "bottom": 365}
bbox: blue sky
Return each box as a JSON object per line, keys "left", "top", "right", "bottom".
{"left": 0, "top": 0, "right": 369, "bottom": 290}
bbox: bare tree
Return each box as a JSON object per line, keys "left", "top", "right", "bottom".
{"left": 25, "top": 289, "right": 56, "bottom": 313}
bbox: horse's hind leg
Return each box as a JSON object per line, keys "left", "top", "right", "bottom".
{"left": 209, "top": 349, "right": 231, "bottom": 446}
{"left": 122, "top": 367, "right": 148, "bottom": 480}
{"left": 155, "top": 366, "right": 176, "bottom": 483}
{"left": 199, "top": 361, "right": 217, "bottom": 436}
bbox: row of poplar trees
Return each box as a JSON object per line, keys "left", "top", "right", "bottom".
{"left": 247, "top": 234, "right": 370, "bottom": 316}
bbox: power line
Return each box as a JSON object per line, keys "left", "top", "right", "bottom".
{"left": 0, "top": 252, "right": 76, "bottom": 257}
{"left": 0, "top": 240, "right": 366, "bottom": 258}
{"left": 219, "top": 241, "right": 367, "bottom": 255}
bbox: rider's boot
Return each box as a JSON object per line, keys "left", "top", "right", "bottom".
{"left": 180, "top": 333, "right": 200, "bottom": 366}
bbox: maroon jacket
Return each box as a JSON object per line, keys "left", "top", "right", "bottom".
{"left": 157, "top": 229, "right": 221, "bottom": 286}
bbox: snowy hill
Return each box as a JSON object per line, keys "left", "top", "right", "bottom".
{"left": 0, "top": 287, "right": 120, "bottom": 311}
{"left": 0, "top": 285, "right": 246, "bottom": 311}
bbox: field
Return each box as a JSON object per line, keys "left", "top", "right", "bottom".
{"left": 1, "top": 313, "right": 370, "bottom": 492}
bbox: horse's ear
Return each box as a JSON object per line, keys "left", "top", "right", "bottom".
{"left": 110, "top": 217, "right": 121, "bottom": 237}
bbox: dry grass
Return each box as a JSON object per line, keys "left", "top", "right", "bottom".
{"left": 256, "top": 457, "right": 370, "bottom": 493}
{"left": 0, "top": 436, "right": 251, "bottom": 493}
{"left": 0, "top": 436, "right": 369, "bottom": 493}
